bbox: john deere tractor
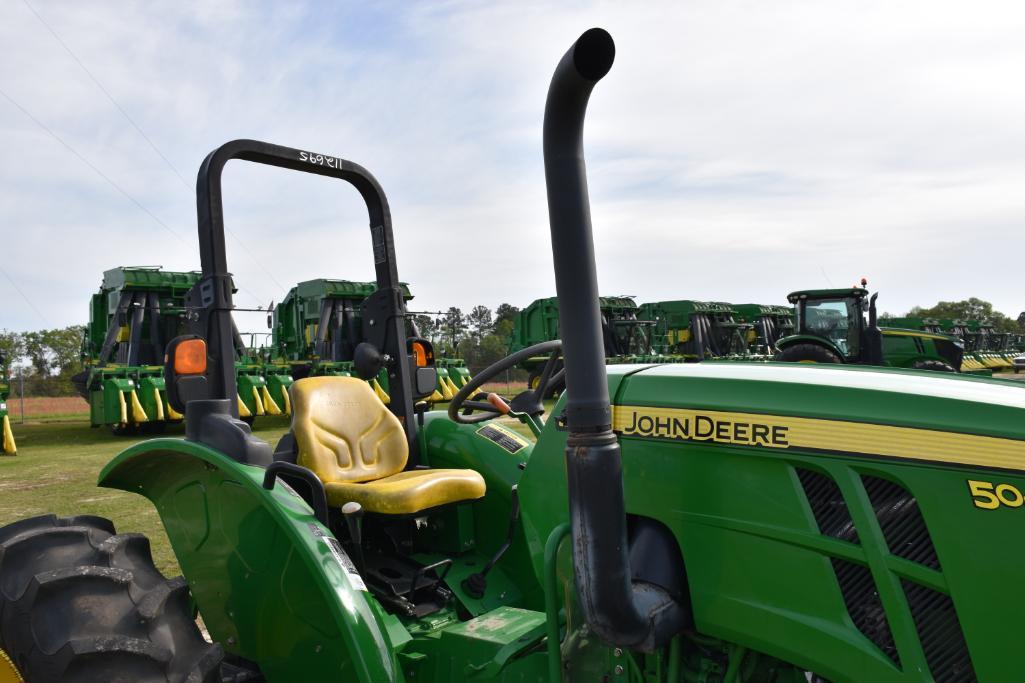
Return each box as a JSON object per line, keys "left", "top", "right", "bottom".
{"left": 4, "top": 29, "right": 1025, "bottom": 683}
{"left": 0, "top": 351, "right": 14, "bottom": 455}
{"left": 775, "top": 286, "right": 964, "bottom": 372}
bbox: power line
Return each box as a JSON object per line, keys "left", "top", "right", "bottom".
{"left": 0, "top": 86, "right": 188, "bottom": 247}
{"left": 21, "top": 0, "right": 190, "bottom": 188}
{"left": 21, "top": 0, "right": 292, "bottom": 300}
{"left": 0, "top": 265, "right": 50, "bottom": 327}
{"left": 0, "top": 88, "right": 267, "bottom": 313}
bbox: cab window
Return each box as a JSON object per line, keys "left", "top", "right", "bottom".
{"left": 802, "top": 298, "right": 861, "bottom": 357}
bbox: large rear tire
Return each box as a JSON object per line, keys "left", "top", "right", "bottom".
{"left": 912, "top": 360, "right": 956, "bottom": 373}
{"left": 0, "top": 515, "right": 222, "bottom": 683}
{"left": 775, "top": 343, "right": 843, "bottom": 364}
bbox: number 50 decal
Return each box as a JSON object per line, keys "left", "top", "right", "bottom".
{"left": 968, "top": 480, "right": 1025, "bottom": 510}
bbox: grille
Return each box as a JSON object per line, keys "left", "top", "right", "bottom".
{"left": 902, "top": 581, "right": 976, "bottom": 682}
{"left": 862, "top": 475, "right": 940, "bottom": 570}
{"left": 797, "top": 468, "right": 859, "bottom": 543}
{"left": 832, "top": 559, "right": 900, "bottom": 665}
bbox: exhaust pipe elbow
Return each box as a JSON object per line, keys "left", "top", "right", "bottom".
{"left": 543, "top": 27, "right": 616, "bottom": 432}
{"left": 543, "top": 29, "right": 687, "bottom": 652}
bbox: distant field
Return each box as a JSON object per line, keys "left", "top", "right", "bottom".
{"left": 4, "top": 396, "right": 89, "bottom": 420}
{"left": 480, "top": 380, "right": 530, "bottom": 394}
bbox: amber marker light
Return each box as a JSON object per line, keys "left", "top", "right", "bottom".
{"left": 174, "top": 339, "right": 207, "bottom": 375}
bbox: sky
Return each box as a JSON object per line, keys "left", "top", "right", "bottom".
{"left": 1, "top": 0, "right": 1024, "bottom": 334}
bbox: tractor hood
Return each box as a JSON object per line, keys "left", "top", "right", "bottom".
{"left": 610, "top": 362, "right": 1025, "bottom": 454}
{"left": 878, "top": 325, "right": 962, "bottom": 343}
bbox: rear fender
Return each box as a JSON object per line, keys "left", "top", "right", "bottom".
{"left": 98, "top": 438, "right": 403, "bottom": 683}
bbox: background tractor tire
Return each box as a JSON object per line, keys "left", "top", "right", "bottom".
{"left": 109, "top": 423, "right": 138, "bottom": 437}
{"left": 0, "top": 514, "right": 222, "bottom": 683}
{"left": 527, "top": 369, "right": 564, "bottom": 399}
{"left": 775, "top": 343, "right": 843, "bottom": 364}
{"left": 526, "top": 370, "right": 542, "bottom": 391}
{"left": 912, "top": 360, "right": 956, "bottom": 373}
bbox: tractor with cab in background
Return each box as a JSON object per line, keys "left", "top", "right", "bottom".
{"left": 775, "top": 283, "right": 964, "bottom": 372}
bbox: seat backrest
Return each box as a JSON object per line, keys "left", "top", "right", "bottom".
{"left": 291, "top": 376, "right": 408, "bottom": 484}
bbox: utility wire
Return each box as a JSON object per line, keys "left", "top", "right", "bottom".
{"left": 0, "top": 265, "right": 51, "bottom": 327}
{"left": 21, "top": 0, "right": 190, "bottom": 188}
{"left": 0, "top": 86, "right": 187, "bottom": 246}
{"left": 0, "top": 88, "right": 266, "bottom": 313}
{"left": 22, "top": 0, "right": 291, "bottom": 301}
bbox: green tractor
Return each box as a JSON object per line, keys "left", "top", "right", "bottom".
{"left": 640, "top": 300, "right": 753, "bottom": 360}
{"left": 0, "top": 350, "right": 14, "bottom": 455}
{"left": 775, "top": 286, "right": 964, "bottom": 372}
{"left": 269, "top": 278, "right": 469, "bottom": 404}
{"left": 509, "top": 294, "right": 662, "bottom": 392}
{"left": 733, "top": 304, "right": 795, "bottom": 356}
{"left": 4, "top": 28, "right": 1025, "bottom": 683}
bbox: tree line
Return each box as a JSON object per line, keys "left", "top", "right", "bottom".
{"left": 0, "top": 327, "right": 86, "bottom": 396}
{"left": 882, "top": 297, "right": 1023, "bottom": 332}
{"left": 411, "top": 303, "right": 523, "bottom": 376}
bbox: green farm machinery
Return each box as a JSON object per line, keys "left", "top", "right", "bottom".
{"left": 975, "top": 326, "right": 1016, "bottom": 372}
{"left": 640, "top": 300, "right": 755, "bottom": 360}
{"left": 775, "top": 286, "right": 965, "bottom": 372}
{"left": 919, "top": 319, "right": 1015, "bottom": 374}
{"left": 0, "top": 351, "right": 14, "bottom": 455}
{"left": 73, "top": 267, "right": 198, "bottom": 434}
{"left": 5, "top": 28, "right": 1025, "bottom": 683}
{"left": 509, "top": 295, "right": 665, "bottom": 392}
{"left": 269, "top": 278, "right": 470, "bottom": 403}
{"left": 733, "top": 304, "right": 795, "bottom": 356}
{"left": 74, "top": 267, "right": 289, "bottom": 432}
{"left": 234, "top": 334, "right": 287, "bottom": 424}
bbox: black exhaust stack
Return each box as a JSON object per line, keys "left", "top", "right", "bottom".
{"left": 544, "top": 28, "right": 686, "bottom": 651}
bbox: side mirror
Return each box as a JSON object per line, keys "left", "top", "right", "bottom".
{"left": 165, "top": 335, "right": 211, "bottom": 413}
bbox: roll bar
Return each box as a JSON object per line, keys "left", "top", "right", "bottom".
{"left": 191, "top": 140, "right": 417, "bottom": 443}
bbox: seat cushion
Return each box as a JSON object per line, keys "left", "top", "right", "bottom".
{"left": 292, "top": 376, "right": 408, "bottom": 484}
{"left": 323, "top": 469, "right": 486, "bottom": 515}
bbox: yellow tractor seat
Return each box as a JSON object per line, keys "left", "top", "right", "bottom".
{"left": 291, "top": 376, "right": 485, "bottom": 515}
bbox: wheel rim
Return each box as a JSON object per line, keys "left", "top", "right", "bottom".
{"left": 0, "top": 648, "right": 24, "bottom": 683}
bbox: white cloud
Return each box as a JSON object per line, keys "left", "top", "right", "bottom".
{"left": 0, "top": 0, "right": 1023, "bottom": 333}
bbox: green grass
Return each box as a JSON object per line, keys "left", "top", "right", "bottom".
{"left": 0, "top": 418, "right": 291, "bottom": 577}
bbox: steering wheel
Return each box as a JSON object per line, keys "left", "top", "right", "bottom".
{"left": 448, "top": 341, "right": 564, "bottom": 425}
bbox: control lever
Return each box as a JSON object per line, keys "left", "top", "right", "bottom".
{"left": 342, "top": 501, "right": 366, "bottom": 574}
{"left": 463, "top": 485, "right": 520, "bottom": 598}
